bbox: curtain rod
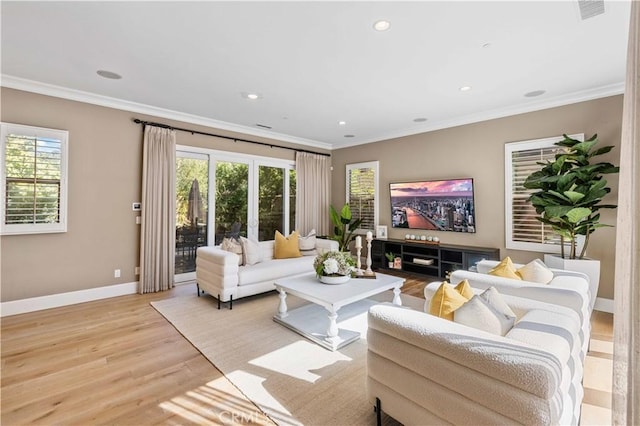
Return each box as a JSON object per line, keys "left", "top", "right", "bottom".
{"left": 132, "top": 118, "right": 331, "bottom": 157}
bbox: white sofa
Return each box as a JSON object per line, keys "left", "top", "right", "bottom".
{"left": 367, "top": 284, "right": 586, "bottom": 426}
{"left": 195, "top": 238, "right": 338, "bottom": 308}
{"left": 449, "top": 259, "right": 592, "bottom": 360}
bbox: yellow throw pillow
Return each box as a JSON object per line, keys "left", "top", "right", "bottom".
{"left": 455, "top": 279, "right": 475, "bottom": 300}
{"left": 488, "top": 256, "right": 522, "bottom": 280}
{"left": 429, "top": 281, "right": 471, "bottom": 321}
{"left": 274, "top": 230, "right": 302, "bottom": 259}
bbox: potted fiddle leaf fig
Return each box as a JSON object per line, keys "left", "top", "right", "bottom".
{"left": 523, "top": 134, "right": 619, "bottom": 259}
{"left": 329, "top": 203, "right": 363, "bottom": 252}
{"left": 523, "top": 134, "right": 619, "bottom": 300}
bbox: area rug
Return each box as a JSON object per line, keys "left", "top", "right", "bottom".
{"left": 151, "top": 289, "right": 423, "bottom": 425}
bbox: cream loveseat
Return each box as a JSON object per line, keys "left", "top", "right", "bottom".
{"left": 367, "top": 284, "right": 586, "bottom": 426}
{"left": 196, "top": 238, "right": 338, "bottom": 308}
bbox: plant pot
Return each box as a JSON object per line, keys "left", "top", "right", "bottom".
{"left": 388, "top": 262, "right": 394, "bottom": 268}
{"left": 319, "top": 275, "right": 351, "bottom": 285}
{"left": 544, "top": 254, "right": 600, "bottom": 308}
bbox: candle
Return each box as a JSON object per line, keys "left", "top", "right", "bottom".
{"left": 366, "top": 231, "right": 373, "bottom": 241}
{"left": 355, "top": 235, "right": 362, "bottom": 249}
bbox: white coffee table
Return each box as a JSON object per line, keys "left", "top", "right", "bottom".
{"left": 273, "top": 272, "right": 404, "bottom": 351}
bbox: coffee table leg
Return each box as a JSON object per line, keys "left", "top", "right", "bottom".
{"left": 392, "top": 285, "right": 402, "bottom": 306}
{"left": 325, "top": 306, "right": 339, "bottom": 347}
{"left": 277, "top": 287, "right": 288, "bottom": 318}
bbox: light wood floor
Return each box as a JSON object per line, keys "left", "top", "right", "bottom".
{"left": 1, "top": 272, "right": 613, "bottom": 425}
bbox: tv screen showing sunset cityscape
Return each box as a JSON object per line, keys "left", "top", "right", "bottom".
{"left": 390, "top": 178, "right": 476, "bottom": 233}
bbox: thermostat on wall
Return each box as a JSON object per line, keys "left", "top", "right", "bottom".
{"left": 132, "top": 202, "right": 141, "bottom": 211}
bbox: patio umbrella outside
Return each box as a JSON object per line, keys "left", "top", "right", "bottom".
{"left": 187, "top": 178, "right": 203, "bottom": 227}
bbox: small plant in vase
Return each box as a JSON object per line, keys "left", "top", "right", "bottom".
{"left": 385, "top": 252, "right": 395, "bottom": 268}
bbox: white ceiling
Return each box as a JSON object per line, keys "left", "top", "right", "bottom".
{"left": 1, "top": 1, "right": 631, "bottom": 151}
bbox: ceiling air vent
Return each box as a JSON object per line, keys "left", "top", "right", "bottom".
{"left": 255, "top": 124, "right": 272, "bottom": 130}
{"left": 578, "top": 0, "right": 605, "bottom": 20}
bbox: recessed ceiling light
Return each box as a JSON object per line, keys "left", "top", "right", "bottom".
{"left": 482, "top": 43, "right": 492, "bottom": 49}
{"left": 413, "top": 118, "right": 428, "bottom": 123}
{"left": 373, "top": 20, "right": 391, "bottom": 31}
{"left": 524, "top": 90, "right": 546, "bottom": 98}
{"left": 338, "top": 121, "right": 347, "bottom": 126}
{"left": 96, "top": 70, "right": 122, "bottom": 80}
{"left": 459, "top": 86, "right": 472, "bottom": 92}
{"left": 241, "top": 92, "right": 262, "bottom": 100}
{"left": 344, "top": 134, "right": 355, "bottom": 138}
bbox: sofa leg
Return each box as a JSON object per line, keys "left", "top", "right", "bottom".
{"left": 375, "top": 397, "right": 382, "bottom": 426}
{"left": 230, "top": 294, "right": 233, "bottom": 310}
{"left": 217, "top": 294, "right": 221, "bottom": 310}
{"left": 197, "top": 283, "right": 200, "bottom": 297}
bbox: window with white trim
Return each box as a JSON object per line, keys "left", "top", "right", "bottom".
{"left": 505, "top": 134, "right": 583, "bottom": 253}
{"left": 1, "top": 123, "right": 68, "bottom": 235}
{"left": 346, "top": 161, "right": 379, "bottom": 231}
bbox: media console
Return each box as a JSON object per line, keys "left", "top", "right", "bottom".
{"left": 371, "top": 239, "right": 500, "bottom": 279}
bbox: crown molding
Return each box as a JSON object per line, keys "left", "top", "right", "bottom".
{"left": 2, "top": 75, "right": 624, "bottom": 151}
{"left": 0, "top": 75, "right": 333, "bottom": 151}
{"left": 336, "top": 82, "right": 625, "bottom": 149}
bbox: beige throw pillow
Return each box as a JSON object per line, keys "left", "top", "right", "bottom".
{"left": 516, "top": 259, "right": 554, "bottom": 284}
{"left": 221, "top": 237, "right": 244, "bottom": 266}
{"left": 298, "top": 229, "right": 317, "bottom": 256}
{"left": 240, "top": 236, "right": 263, "bottom": 265}
{"left": 454, "top": 295, "right": 515, "bottom": 336}
{"left": 479, "top": 286, "right": 517, "bottom": 320}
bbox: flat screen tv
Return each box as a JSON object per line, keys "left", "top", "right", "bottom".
{"left": 390, "top": 178, "right": 476, "bottom": 233}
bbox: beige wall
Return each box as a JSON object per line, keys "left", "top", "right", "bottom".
{"left": 332, "top": 95, "right": 623, "bottom": 300}
{"left": 0, "top": 88, "right": 622, "bottom": 302}
{"left": 0, "top": 88, "right": 328, "bottom": 302}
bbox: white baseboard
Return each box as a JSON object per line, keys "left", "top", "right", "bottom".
{"left": 0, "top": 281, "right": 138, "bottom": 317}
{"left": 594, "top": 297, "right": 614, "bottom": 313}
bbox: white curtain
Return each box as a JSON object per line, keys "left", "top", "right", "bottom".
{"left": 139, "top": 126, "right": 176, "bottom": 294}
{"left": 295, "top": 152, "right": 331, "bottom": 236}
{"left": 613, "top": 2, "right": 639, "bottom": 424}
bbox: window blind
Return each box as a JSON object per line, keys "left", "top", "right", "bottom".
{"left": 346, "top": 161, "right": 379, "bottom": 232}
{"left": 510, "top": 146, "right": 560, "bottom": 245}
{"left": 1, "top": 122, "right": 68, "bottom": 235}
{"left": 505, "top": 133, "right": 583, "bottom": 253}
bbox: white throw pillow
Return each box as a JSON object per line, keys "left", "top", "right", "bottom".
{"left": 454, "top": 295, "right": 515, "bottom": 336}
{"left": 298, "top": 229, "right": 317, "bottom": 256}
{"left": 479, "top": 286, "right": 517, "bottom": 320}
{"left": 221, "top": 237, "right": 244, "bottom": 266}
{"left": 517, "top": 259, "right": 554, "bottom": 284}
{"left": 240, "top": 236, "right": 263, "bottom": 265}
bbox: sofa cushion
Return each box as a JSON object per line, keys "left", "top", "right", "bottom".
{"left": 274, "top": 230, "right": 302, "bottom": 259}
{"left": 428, "top": 281, "right": 471, "bottom": 320}
{"left": 454, "top": 295, "right": 515, "bottom": 336}
{"left": 221, "top": 237, "right": 244, "bottom": 266}
{"left": 488, "top": 257, "right": 521, "bottom": 280}
{"left": 237, "top": 256, "right": 314, "bottom": 286}
{"left": 240, "top": 236, "right": 263, "bottom": 265}
{"left": 506, "top": 310, "right": 577, "bottom": 371}
{"left": 517, "top": 259, "right": 554, "bottom": 284}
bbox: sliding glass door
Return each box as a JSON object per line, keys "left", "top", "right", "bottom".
{"left": 175, "top": 146, "right": 295, "bottom": 281}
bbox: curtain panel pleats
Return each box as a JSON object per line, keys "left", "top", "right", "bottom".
{"left": 613, "top": 2, "right": 639, "bottom": 424}
{"left": 139, "top": 126, "right": 176, "bottom": 294}
{"left": 295, "top": 152, "right": 331, "bottom": 236}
